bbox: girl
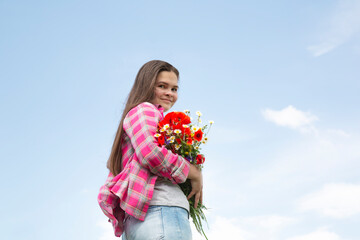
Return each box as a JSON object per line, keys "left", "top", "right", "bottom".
{"left": 98, "top": 60, "right": 203, "bottom": 240}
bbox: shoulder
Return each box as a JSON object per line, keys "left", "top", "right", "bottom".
{"left": 123, "top": 102, "right": 163, "bottom": 131}
{"left": 138, "top": 102, "right": 159, "bottom": 111}
{"left": 128, "top": 102, "right": 163, "bottom": 117}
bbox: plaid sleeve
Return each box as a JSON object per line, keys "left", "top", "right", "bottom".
{"left": 123, "top": 102, "right": 190, "bottom": 184}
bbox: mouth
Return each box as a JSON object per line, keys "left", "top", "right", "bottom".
{"left": 161, "top": 99, "right": 172, "bottom": 104}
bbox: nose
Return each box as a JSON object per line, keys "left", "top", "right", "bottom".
{"left": 165, "top": 89, "right": 173, "bottom": 97}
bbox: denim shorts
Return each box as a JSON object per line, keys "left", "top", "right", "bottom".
{"left": 122, "top": 205, "right": 192, "bottom": 240}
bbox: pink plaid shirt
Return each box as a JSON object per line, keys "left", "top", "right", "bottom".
{"left": 97, "top": 102, "right": 190, "bottom": 237}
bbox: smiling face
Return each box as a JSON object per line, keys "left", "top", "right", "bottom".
{"left": 151, "top": 71, "right": 178, "bottom": 112}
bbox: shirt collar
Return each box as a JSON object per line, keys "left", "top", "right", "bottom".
{"left": 155, "top": 104, "right": 165, "bottom": 117}
{"left": 148, "top": 102, "right": 165, "bottom": 118}
{"left": 153, "top": 104, "right": 164, "bottom": 111}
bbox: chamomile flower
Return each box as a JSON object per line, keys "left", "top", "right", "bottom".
{"left": 174, "top": 129, "right": 182, "bottom": 134}
{"left": 209, "top": 120, "right": 214, "bottom": 125}
{"left": 154, "top": 133, "right": 161, "bottom": 137}
{"left": 169, "top": 136, "right": 175, "bottom": 141}
{"left": 196, "top": 111, "right": 202, "bottom": 117}
{"left": 182, "top": 124, "right": 189, "bottom": 128}
{"left": 192, "top": 126, "right": 199, "bottom": 132}
{"left": 163, "top": 124, "right": 170, "bottom": 130}
{"left": 160, "top": 128, "right": 165, "bottom": 133}
{"left": 175, "top": 144, "right": 181, "bottom": 150}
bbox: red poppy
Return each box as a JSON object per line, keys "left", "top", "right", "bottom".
{"left": 158, "top": 135, "right": 165, "bottom": 146}
{"left": 158, "top": 122, "right": 164, "bottom": 129}
{"left": 173, "top": 112, "right": 191, "bottom": 125}
{"left": 186, "top": 137, "right": 193, "bottom": 145}
{"left": 196, "top": 154, "right": 205, "bottom": 164}
{"left": 194, "top": 129, "right": 203, "bottom": 142}
{"left": 183, "top": 127, "right": 191, "bottom": 136}
{"left": 172, "top": 123, "right": 182, "bottom": 131}
{"left": 161, "top": 112, "right": 175, "bottom": 125}
{"left": 161, "top": 111, "right": 191, "bottom": 127}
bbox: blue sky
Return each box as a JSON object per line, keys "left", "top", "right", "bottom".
{"left": 1, "top": 0, "right": 360, "bottom": 239}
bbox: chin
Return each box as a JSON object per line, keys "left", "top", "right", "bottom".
{"left": 163, "top": 105, "right": 172, "bottom": 112}
{"left": 161, "top": 103, "right": 172, "bottom": 111}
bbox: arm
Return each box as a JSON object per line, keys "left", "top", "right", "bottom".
{"left": 123, "top": 102, "right": 190, "bottom": 184}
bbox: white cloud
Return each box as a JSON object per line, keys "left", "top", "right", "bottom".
{"left": 308, "top": 0, "right": 360, "bottom": 56}
{"left": 298, "top": 183, "right": 360, "bottom": 218}
{"left": 286, "top": 228, "right": 342, "bottom": 240}
{"left": 80, "top": 188, "right": 90, "bottom": 194}
{"left": 97, "top": 220, "right": 118, "bottom": 240}
{"left": 241, "top": 215, "right": 298, "bottom": 236}
{"left": 262, "top": 105, "right": 318, "bottom": 133}
{"left": 325, "top": 129, "right": 351, "bottom": 138}
{"left": 208, "top": 125, "right": 250, "bottom": 144}
{"left": 193, "top": 215, "right": 297, "bottom": 240}
{"left": 248, "top": 131, "right": 360, "bottom": 188}
{"left": 308, "top": 42, "right": 339, "bottom": 57}
{"left": 192, "top": 216, "right": 249, "bottom": 240}
{"left": 254, "top": 106, "right": 360, "bottom": 187}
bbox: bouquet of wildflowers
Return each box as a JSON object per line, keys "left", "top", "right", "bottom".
{"left": 154, "top": 110, "right": 213, "bottom": 239}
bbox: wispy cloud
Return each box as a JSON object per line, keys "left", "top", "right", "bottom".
{"left": 325, "top": 129, "right": 351, "bottom": 138}
{"left": 262, "top": 105, "right": 318, "bottom": 133}
{"left": 208, "top": 125, "right": 251, "bottom": 144}
{"left": 286, "top": 228, "right": 342, "bottom": 240}
{"left": 97, "top": 219, "right": 118, "bottom": 240}
{"left": 308, "top": 0, "right": 360, "bottom": 57}
{"left": 298, "top": 183, "right": 360, "bottom": 218}
{"left": 256, "top": 105, "right": 358, "bottom": 187}
{"left": 193, "top": 215, "right": 297, "bottom": 240}
{"left": 192, "top": 216, "right": 250, "bottom": 240}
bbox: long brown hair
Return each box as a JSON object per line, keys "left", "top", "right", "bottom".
{"left": 107, "top": 60, "right": 179, "bottom": 176}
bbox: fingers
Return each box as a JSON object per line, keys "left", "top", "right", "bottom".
{"left": 187, "top": 191, "right": 195, "bottom": 200}
{"left": 188, "top": 191, "right": 202, "bottom": 208}
{"left": 194, "top": 191, "right": 200, "bottom": 208}
{"left": 188, "top": 176, "right": 203, "bottom": 208}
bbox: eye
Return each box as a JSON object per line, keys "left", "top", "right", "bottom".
{"left": 172, "top": 88, "right": 178, "bottom": 92}
{"left": 158, "top": 85, "right": 165, "bottom": 89}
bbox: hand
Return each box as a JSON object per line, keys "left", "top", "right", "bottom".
{"left": 187, "top": 165, "right": 203, "bottom": 208}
